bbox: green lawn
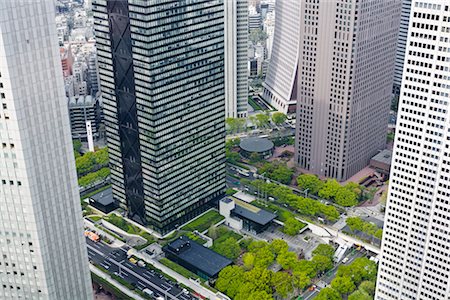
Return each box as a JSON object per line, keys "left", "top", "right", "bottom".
{"left": 89, "top": 215, "right": 102, "bottom": 222}
{"left": 213, "top": 226, "right": 243, "bottom": 243}
{"left": 181, "top": 210, "right": 224, "bottom": 233}
{"left": 104, "top": 214, "right": 154, "bottom": 248}
{"left": 248, "top": 96, "right": 263, "bottom": 111}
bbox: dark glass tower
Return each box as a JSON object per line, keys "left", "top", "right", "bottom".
{"left": 93, "top": 0, "right": 226, "bottom": 234}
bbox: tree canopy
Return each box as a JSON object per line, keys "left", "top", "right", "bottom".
{"left": 297, "top": 174, "right": 324, "bottom": 194}
{"left": 271, "top": 112, "right": 287, "bottom": 125}
{"left": 315, "top": 287, "right": 341, "bottom": 300}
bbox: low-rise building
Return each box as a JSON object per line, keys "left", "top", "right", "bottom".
{"left": 163, "top": 236, "right": 232, "bottom": 280}
{"left": 220, "top": 198, "right": 276, "bottom": 234}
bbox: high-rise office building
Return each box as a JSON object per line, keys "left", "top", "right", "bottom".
{"left": 93, "top": 0, "right": 226, "bottom": 234}
{"left": 393, "top": 0, "right": 412, "bottom": 96}
{"left": 0, "top": 1, "right": 93, "bottom": 299}
{"left": 262, "top": 1, "right": 300, "bottom": 114}
{"left": 376, "top": 1, "right": 450, "bottom": 299}
{"left": 224, "top": 0, "right": 249, "bottom": 118}
{"left": 295, "top": 0, "right": 401, "bottom": 181}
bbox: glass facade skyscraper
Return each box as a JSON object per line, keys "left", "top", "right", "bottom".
{"left": 93, "top": 0, "right": 226, "bottom": 234}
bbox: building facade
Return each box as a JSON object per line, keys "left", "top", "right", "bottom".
{"left": 393, "top": 0, "right": 412, "bottom": 96}
{"left": 93, "top": 0, "right": 226, "bottom": 234}
{"left": 224, "top": 0, "right": 249, "bottom": 118}
{"left": 376, "top": 1, "right": 450, "bottom": 299}
{"left": 0, "top": 1, "right": 93, "bottom": 299}
{"left": 262, "top": 1, "right": 299, "bottom": 115}
{"left": 68, "top": 95, "right": 100, "bottom": 140}
{"left": 295, "top": 0, "right": 401, "bottom": 181}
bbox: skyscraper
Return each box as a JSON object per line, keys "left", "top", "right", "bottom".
{"left": 93, "top": 0, "right": 226, "bottom": 234}
{"left": 0, "top": 1, "right": 92, "bottom": 299}
{"left": 262, "top": 1, "right": 299, "bottom": 114}
{"left": 295, "top": 0, "right": 401, "bottom": 181}
{"left": 224, "top": 0, "right": 249, "bottom": 118}
{"left": 376, "top": 1, "right": 450, "bottom": 299}
{"left": 393, "top": 0, "right": 412, "bottom": 96}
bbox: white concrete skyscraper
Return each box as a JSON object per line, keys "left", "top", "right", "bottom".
{"left": 295, "top": 0, "right": 401, "bottom": 181}
{"left": 0, "top": 1, "right": 93, "bottom": 299}
{"left": 376, "top": 1, "right": 450, "bottom": 299}
{"left": 224, "top": 0, "right": 249, "bottom": 118}
{"left": 262, "top": 1, "right": 300, "bottom": 115}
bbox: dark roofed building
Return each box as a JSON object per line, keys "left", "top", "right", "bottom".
{"left": 239, "top": 137, "right": 274, "bottom": 159}
{"left": 232, "top": 199, "right": 276, "bottom": 233}
{"left": 163, "top": 236, "right": 232, "bottom": 280}
{"left": 370, "top": 149, "right": 392, "bottom": 174}
{"left": 88, "top": 187, "right": 117, "bottom": 213}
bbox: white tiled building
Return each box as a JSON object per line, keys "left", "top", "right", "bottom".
{"left": 376, "top": 1, "right": 450, "bottom": 299}
{"left": 0, "top": 1, "right": 93, "bottom": 299}
{"left": 224, "top": 0, "right": 249, "bottom": 118}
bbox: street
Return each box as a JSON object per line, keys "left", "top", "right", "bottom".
{"left": 86, "top": 238, "right": 195, "bottom": 300}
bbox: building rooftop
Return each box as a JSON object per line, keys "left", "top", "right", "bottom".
{"left": 165, "top": 236, "right": 232, "bottom": 277}
{"left": 371, "top": 149, "right": 393, "bottom": 166}
{"left": 239, "top": 137, "right": 274, "bottom": 153}
{"left": 89, "top": 187, "right": 114, "bottom": 206}
{"left": 68, "top": 95, "right": 96, "bottom": 107}
{"left": 233, "top": 199, "right": 276, "bottom": 225}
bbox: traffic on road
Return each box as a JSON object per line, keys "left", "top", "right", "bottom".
{"left": 86, "top": 238, "right": 196, "bottom": 300}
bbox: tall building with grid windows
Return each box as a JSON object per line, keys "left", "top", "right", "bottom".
{"left": 376, "top": 1, "right": 450, "bottom": 299}
{"left": 393, "top": 0, "right": 413, "bottom": 96}
{"left": 224, "top": 0, "right": 249, "bottom": 118}
{"left": 294, "top": 0, "right": 401, "bottom": 181}
{"left": 93, "top": 0, "right": 226, "bottom": 234}
{"left": 0, "top": 1, "right": 92, "bottom": 299}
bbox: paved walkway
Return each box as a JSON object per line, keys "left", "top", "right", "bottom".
{"left": 90, "top": 265, "right": 146, "bottom": 300}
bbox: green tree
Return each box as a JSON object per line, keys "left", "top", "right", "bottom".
{"left": 375, "top": 228, "right": 383, "bottom": 239}
{"left": 76, "top": 151, "right": 96, "bottom": 175}
{"left": 213, "top": 237, "right": 240, "bottom": 260}
{"left": 93, "top": 147, "right": 109, "bottom": 166}
{"left": 271, "top": 271, "right": 294, "bottom": 298}
{"left": 243, "top": 252, "right": 255, "bottom": 270}
{"left": 312, "top": 255, "right": 333, "bottom": 273}
{"left": 73, "top": 140, "right": 82, "bottom": 153}
{"left": 319, "top": 204, "right": 340, "bottom": 221}
{"left": 276, "top": 250, "right": 298, "bottom": 270}
{"left": 248, "top": 240, "right": 269, "bottom": 252}
{"left": 358, "top": 280, "right": 376, "bottom": 296}
{"left": 318, "top": 179, "right": 341, "bottom": 200}
{"left": 249, "top": 29, "right": 268, "bottom": 43}
{"left": 346, "top": 217, "right": 364, "bottom": 231}
{"left": 247, "top": 291, "right": 273, "bottom": 300}
{"left": 331, "top": 276, "right": 356, "bottom": 295}
{"left": 253, "top": 246, "right": 275, "bottom": 268}
{"left": 208, "top": 225, "right": 218, "bottom": 239}
{"left": 226, "top": 117, "right": 238, "bottom": 133}
{"left": 312, "top": 244, "right": 335, "bottom": 260}
{"left": 297, "top": 174, "right": 324, "bottom": 194}
{"left": 293, "top": 260, "right": 317, "bottom": 278}
{"left": 335, "top": 188, "right": 358, "bottom": 207}
{"left": 292, "top": 271, "right": 311, "bottom": 290}
{"left": 283, "top": 217, "right": 303, "bottom": 236}
{"left": 255, "top": 113, "right": 270, "bottom": 128}
{"left": 315, "top": 287, "right": 341, "bottom": 300}
{"left": 348, "top": 290, "right": 371, "bottom": 300}
{"left": 270, "top": 239, "right": 288, "bottom": 255}
{"left": 243, "top": 267, "right": 272, "bottom": 294}
{"left": 249, "top": 152, "right": 262, "bottom": 163}
{"left": 271, "top": 112, "right": 287, "bottom": 125}
{"left": 215, "top": 266, "right": 245, "bottom": 298}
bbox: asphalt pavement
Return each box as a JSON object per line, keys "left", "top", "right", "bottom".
{"left": 86, "top": 238, "right": 195, "bottom": 300}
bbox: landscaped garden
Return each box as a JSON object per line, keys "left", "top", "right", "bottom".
{"left": 181, "top": 210, "right": 224, "bottom": 233}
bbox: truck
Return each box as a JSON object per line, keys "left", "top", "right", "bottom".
{"left": 137, "top": 260, "right": 146, "bottom": 268}
{"left": 84, "top": 231, "right": 100, "bottom": 242}
{"left": 143, "top": 288, "right": 154, "bottom": 297}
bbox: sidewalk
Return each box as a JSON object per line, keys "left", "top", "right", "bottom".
{"left": 128, "top": 248, "right": 226, "bottom": 300}
{"left": 90, "top": 265, "right": 146, "bottom": 300}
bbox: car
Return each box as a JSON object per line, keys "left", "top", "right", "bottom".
{"left": 182, "top": 289, "right": 189, "bottom": 295}
{"left": 342, "top": 257, "right": 350, "bottom": 264}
